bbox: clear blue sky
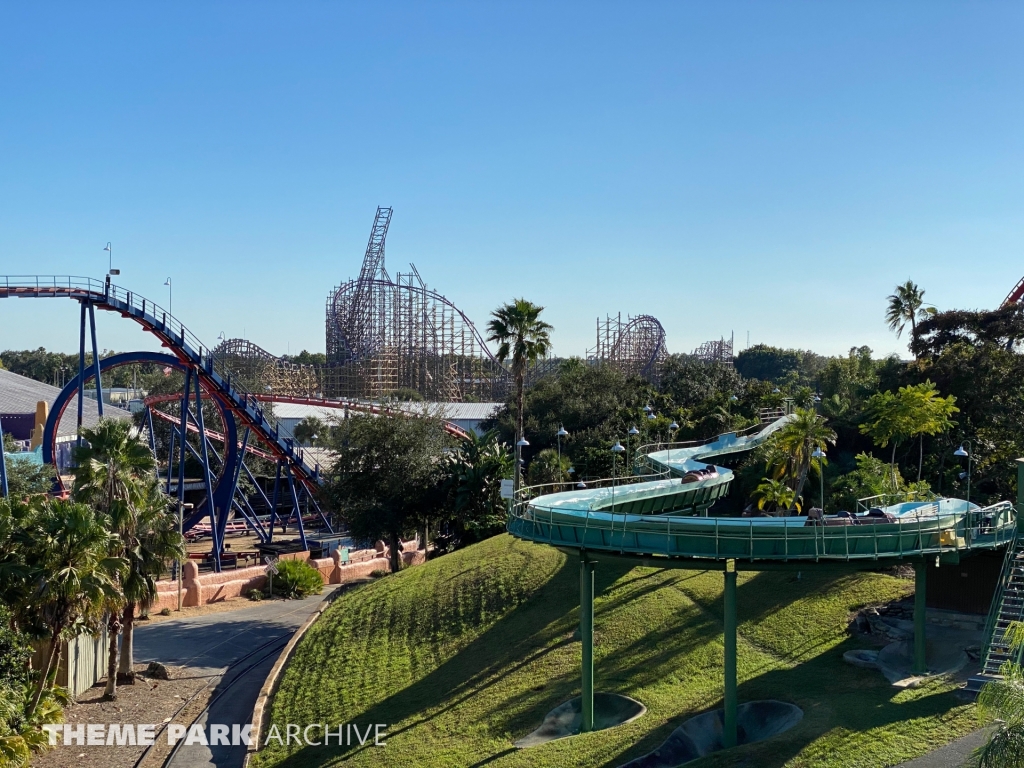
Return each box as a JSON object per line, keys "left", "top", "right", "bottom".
{"left": 2, "top": 2, "right": 1023, "bottom": 360}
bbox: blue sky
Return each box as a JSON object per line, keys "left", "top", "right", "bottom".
{"left": 2, "top": 2, "right": 1023, "bottom": 361}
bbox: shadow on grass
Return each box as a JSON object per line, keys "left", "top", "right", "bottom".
{"left": 261, "top": 553, "right": 635, "bottom": 768}
{"left": 598, "top": 635, "right": 970, "bottom": 768}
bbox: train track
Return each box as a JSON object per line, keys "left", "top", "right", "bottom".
{"left": 131, "top": 600, "right": 320, "bottom": 768}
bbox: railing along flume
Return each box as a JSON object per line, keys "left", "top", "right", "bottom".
{"left": 508, "top": 494, "right": 1017, "bottom": 563}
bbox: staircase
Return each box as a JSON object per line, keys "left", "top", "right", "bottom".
{"left": 969, "top": 531, "right": 1024, "bottom": 692}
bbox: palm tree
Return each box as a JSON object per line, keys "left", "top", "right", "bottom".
{"left": 525, "top": 448, "right": 571, "bottom": 491}
{"left": 886, "top": 280, "right": 936, "bottom": 354}
{"left": 975, "top": 621, "right": 1024, "bottom": 766}
{"left": 70, "top": 419, "right": 175, "bottom": 699}
{"left": 25, "top": 498, "right": 123, "bottom": 717}
{"left": 774, "top": 408, "right": 836, "bottom": 511}
{"left": 752, "top": 478, "right": 798, "bottom": 515}
{"left": 116, "top": 480, "right": 183, "bottom": 682}
{"left": 486, "top": 299, "right": 553, "bottom": 445}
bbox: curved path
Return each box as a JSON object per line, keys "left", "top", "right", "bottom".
{"left": 133, "top": 587, "right": 342, "bottom": 768}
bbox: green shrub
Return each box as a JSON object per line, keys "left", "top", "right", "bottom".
{"left": 159, "top": 607, "right": 172, "bottom": 616}
{"left": 271, "top": 560, "right": 324, "bottom": 599}
{"left": 369, "top": 569, "right": 389, "bottom": 579}
{"left": 248, "top": 589, "right": 264, "bottom": 602}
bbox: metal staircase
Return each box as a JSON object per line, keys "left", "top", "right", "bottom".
{"left": 977, "top": 530, "right": 1024, "bottom": 683}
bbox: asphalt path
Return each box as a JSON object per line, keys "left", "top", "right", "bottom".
{"left": 896, "top": 727, "right": 992, "bottom": 768}
{"left": 133, "top": 587, "right": 340, "bottom": 768}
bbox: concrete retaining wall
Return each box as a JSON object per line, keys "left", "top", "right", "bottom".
{"left": 150, "top": 538, "right": 422, "bottom": 613}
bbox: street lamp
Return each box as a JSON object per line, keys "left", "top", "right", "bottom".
{"left": 557, "top": 426, "right": 569, "bottom": 488}
{"left": 812, "top": 447, "right": 826, "bottom": 513}
{"left": 627, "top": 425, "right": 639, "bottom": 468}
{"left": 164, "top": 277, "right": 172, "bottom": 316}
{"left": 515, "top": 437, "right": 530, "bottom": 497}
{"left": 104, "top": 242, "right": 119, "bottom": 276}
{"left": 954, "top": 442, "right": 972, "bottom": 505}
{"left": 611, "top": 440, "right": 625, "bottom": 513}
{"left": 669, "top": 421, "right": 679, "bottom": 469}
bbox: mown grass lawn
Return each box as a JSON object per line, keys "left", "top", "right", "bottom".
{"left": 254, "top": 534, "right": 980, "bottom": 768}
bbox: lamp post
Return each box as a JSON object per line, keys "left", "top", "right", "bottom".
{"left": 164, "top": 277, "right": 173, "bottom": 316}
{"left": 669, "top": 421, "right": 679, "bottom": 470}
{"left": 611, "top": 440, "right": 625, "bottom": 513}
{"left": 627, "top": 425, "right": 639, "bottom": 470}
{"left": 557, "top": 426, "right": 568, "bottom": 489}
{"left": 954, "top": 442, "right": 973, "bottom": 505}
{"left": 104, "top": 242, "right": 119, "bottom": 276}
{"left": 515, "top": 438, "right": 530, "bottom": 497}
{"left": 812, "top": 447, "right": 826, "bottom": 513}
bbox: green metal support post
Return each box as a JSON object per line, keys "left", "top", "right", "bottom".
{"left": 580, "top": 551, "right": 595, "bottom": 732}
{"left": 723, "top": 559, "right": 738, "bottom": 748}
{"left": 913, "top": 560, "right": 927, "bottom": 675}
{"left": 1016, "top": 458, "right": 1024, "bottom": 517}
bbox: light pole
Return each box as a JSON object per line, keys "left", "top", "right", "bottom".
{"left": 627, "top": 425, "right": 639, "bottom": 470}
{"left": 515, "top": 438, "right": 530, "bottom": 497}
{"left": 812, "top": 447, "right": 826, "bottom": 513}
{"left": 164, "top": 277, "right": 173, "bottom": 316}
{"left": 104, "top": 242, "right": 119, "bottom": 276}
{"left": 611, "top": 440, "right": 625, "bottom": 513}
{"left": 669, "top": 421, "right": 679, "bottom": 470}
{"left": 557, "top": 426, "right": 569, "bottom": 489}
{"left": 954, "top": 442, "right": 973, "bottom": 505}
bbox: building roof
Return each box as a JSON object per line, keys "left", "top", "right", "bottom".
{"left": 0, "top": 368, "right": 130, "bottom": 440}
{"left": 270, "top": 400, "right": 501, "bottom": 424}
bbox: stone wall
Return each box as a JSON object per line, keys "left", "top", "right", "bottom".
{"left": 150, "top": 538, "right": 421, "bottom": 613}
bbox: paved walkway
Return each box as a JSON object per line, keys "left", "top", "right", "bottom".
{"left": 896, "top": 727, "right": 991, "bottom": 768}
{"left": 133, "top": 587, "right": 340, "bottom": 768}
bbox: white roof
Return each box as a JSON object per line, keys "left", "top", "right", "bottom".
{"left": 270, "top": 400, "right": 501, "bottom": 424}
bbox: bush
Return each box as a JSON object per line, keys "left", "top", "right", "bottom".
{"left": 369, "top": 569, "right": 389, "bottom": 579}
{"left": 159, "top": 608, "right": 172, "bottom": 616}
{"left": 248, "top": 589, "right": 264, "bottom": 602}
{"left": 271, "top": 560, "right": 324, "bottom": 599}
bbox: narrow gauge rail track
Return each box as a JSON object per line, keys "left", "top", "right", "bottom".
{"left": 130, "top": 632, "right": 290, "bottom": 768}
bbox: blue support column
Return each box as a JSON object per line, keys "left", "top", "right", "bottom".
{"left": 166, "top": 419, "right": 177, "bottom": 495}
{"left": 145, "top": 407, "right": 156, "bottom": 453}
{"left": 0, "top": 414, "right": 9, "bottom": 498}
{"left": 269, "top": 460, "right": 282, "bottom": 542}
{"left": 76, "top": 302, "right": 87, "bottom": 448}
{"left": 286, "top": 466, "right": 308, "bottom": 551}
{"left": 175, "top": 373, "right": 191, "bottom": 532}
{"left": 87, "top": 303, "right": 103, "bottom": 417}
{"left": 192, "top": 373, "right": 221, "bottom": 571}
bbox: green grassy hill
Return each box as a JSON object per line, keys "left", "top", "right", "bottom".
{"left": 254, "top": 534, "right": 979, "bottom": 768}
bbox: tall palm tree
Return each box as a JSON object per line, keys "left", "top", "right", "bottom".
{"left": 774, "top": 408, "right": 836, "bottom": 511}
{"left": 885, "top": 280, "right": 936, "bottom": 353}
{"left": 70, "top": 419, "right": 176, "bottom": 699}
{"left": 25, "top": 498, "right": 123, "bottom": 717}
{"left": 975, "top": 621, "right": 1024, "bottom": 767}
{"left": 116, "top": 479, "right": 183, "bottom": 682}
{"left": 486, "top": 299, "right": 552, "bottom": 445}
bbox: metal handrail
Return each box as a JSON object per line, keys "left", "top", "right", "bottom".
{"left": 855, "top": 490, "right": 941, "bottom": 513}
{"left": 0, "top": 276, "right": 319, "bottom": 481}
{"left": 508, "top": 494, "right": 1018, "bottom": 563}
